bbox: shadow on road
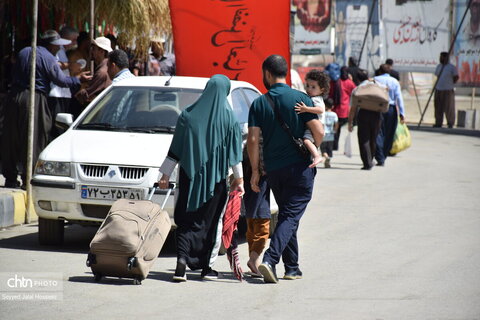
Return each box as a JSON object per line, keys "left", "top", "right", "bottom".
{"left": 69, "top": 274, "right": 144, "bottom": 286}
{"left": 0, "top": 224, "right": 96, "bottom": 254}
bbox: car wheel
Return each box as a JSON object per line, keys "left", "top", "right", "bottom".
{"left": 269, "top": 212, "right": 278, "bottom": 238}
{"left": 38, "top": 218, "right": 65, "bottom": 245}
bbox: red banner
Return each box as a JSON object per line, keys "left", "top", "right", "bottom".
{"left": 169, "top": 0, "right": 291, "bottom": 92}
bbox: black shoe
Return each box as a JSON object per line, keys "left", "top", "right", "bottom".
{"left": 172, "top": 259, "right": 187, "bottom": 282}
{"left": 258, "top": 261, "right": 278, "bottom": 284}
{"left": 283, "top": 269, "right": 303, "bottom": 280}
{"left": 361, "top": 166, "right": 372, "bottom": 170}
{"left": 432, "top": 124, "right": 441, "bottom": 128}
{"left": 448, "top": 124, "right": 453, "bottom": 128}
{"left": 201, "top": 267, "right": 219, "bottom": 280}
{"left": 376, "top": 162, "right": 384, "bottom": 167}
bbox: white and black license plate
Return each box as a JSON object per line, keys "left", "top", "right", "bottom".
{"left": 81, "top": 185, "right": 143, "bottom": 200}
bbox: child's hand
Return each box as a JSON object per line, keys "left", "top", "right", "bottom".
{"left": 295, "top": 102, "right": 309, "bottom": 114}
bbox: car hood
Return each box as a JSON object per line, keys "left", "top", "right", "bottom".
{"left": 40, "top": 129, "right": 173, "bottom": 167}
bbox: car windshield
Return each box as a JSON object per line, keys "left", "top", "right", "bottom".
{"left": 76, "top": 86, "right": 203, "bottom": 132}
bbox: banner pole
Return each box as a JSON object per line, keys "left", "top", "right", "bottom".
{"left": 417, "top": 0, "right": 473, "bottom": 127}
{"left": 471, "top": 88, "right": 476, "bottom": 110}
{"left": 357, "top": 0, "right": 377, "bottom": 67}
{"left": 25, "top": 0, "right": 39, "bottom": 224}
{"left": 409, "top": 72, "right": 423, "bottom": 115}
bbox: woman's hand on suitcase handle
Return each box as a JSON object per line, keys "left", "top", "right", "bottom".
{"left": 158, "top": 174, "right": 170, "bottom": 189}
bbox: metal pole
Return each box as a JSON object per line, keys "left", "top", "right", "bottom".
{"left": 409, "top": 72, "right": 423, "bottom": 114}
{"left": 358, "top": 0, "right": 377, "bottom": 67}
{"left": 25, "top": 0, "right": 39, "bottom": 224}
{"left": 418, "top": 0, "right": 473, "bottom": 127}
{"left": 90, "top": 0, "right": 95, "bottom": 71}
{"left": 471, "top": 88, "right": 476, "bottom": 110}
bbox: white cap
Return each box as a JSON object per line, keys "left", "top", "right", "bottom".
{"left": 92, "top": 36, "right": 112, "bottom": 53}
{"left": 41, "top": 30, "right": 72, "bottom": 46}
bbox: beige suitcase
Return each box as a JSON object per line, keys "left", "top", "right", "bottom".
{"left": 86, "top": 184, "right": 172, "bottom": 285}
{"left": 351, "top": 82, "right": 390, "bottom": 113}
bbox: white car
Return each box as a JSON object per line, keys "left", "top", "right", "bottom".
{"left": 32, "top": 76, "right": 276, "bottom": 245}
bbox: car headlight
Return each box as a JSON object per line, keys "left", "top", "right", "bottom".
{"left": 35, "top": 161, "right": 71, "bottom": 177}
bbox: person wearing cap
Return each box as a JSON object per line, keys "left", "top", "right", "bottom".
{"left": 48, "top": 26, "right": 79, "bottom": 139}
{"left": 74, "top": 36, "right": 112, "bottom": 106}
{"left": 150, "top": 36, "right": 175, "bottom": 76}
{"left": 1, "top": 30, "right": 91, "bottom": 189}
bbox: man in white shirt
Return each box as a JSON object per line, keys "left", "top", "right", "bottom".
{"left": 433, "top": 52, "right": 459, "bottom": 128}
{"left": 48, "top": 27, "right": 78, "bottom": 138}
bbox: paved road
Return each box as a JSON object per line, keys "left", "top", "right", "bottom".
{"left": 1, "top": 129, "right": 479, "bottom": 319}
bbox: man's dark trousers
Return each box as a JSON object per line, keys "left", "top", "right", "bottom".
{"left": 357, "top": 109, "right": 381, "bottom": 168}
{"left": 264, "top": 162, "right": 315, "bottom": 273}
{"left": 375, "top": 105, "right": 398, "bottom": 165}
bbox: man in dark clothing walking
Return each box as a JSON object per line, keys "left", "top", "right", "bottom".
{"left": 247, "top": 55, "right": 324, "bottom": 283}
{"left": 1, "top": 30, "right": 91, "bottom": 188}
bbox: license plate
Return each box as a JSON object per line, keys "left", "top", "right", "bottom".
{"left": 81, "top": 185, "right": 143, "bottom": 200}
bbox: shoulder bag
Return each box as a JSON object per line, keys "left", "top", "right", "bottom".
{"left": 265, "top": 94, "right": 311, "bottom": 160}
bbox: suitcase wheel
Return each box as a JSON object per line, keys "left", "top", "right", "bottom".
{"left": 133, "top": 278, "right": 142, "bottom": 285}
{"left": 86, "top": 253, "right": 96, "bottom": 267}
{"left": 93, "top": 273, "right": 103, "bottom": 283}
{"left": 127, "top": 257, "right": 138, "bottom": 271}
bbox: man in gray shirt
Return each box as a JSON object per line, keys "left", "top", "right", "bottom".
{"left": 434, "top": 52, "right": 459, "bottom": 128}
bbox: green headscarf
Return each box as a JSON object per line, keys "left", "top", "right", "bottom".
{"left": 169, "top": 74, "right": 243, "bottom": 212}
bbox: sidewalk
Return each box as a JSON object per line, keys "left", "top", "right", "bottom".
{"left": 403, "top": 92, "right": 480, "bottom": 135}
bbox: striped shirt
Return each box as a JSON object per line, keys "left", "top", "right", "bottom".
{"left": 112, "top": 68, "right": 135, "bottom": 83}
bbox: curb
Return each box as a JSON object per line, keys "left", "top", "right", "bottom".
{"left": 407, "top": 124, "right": 480, "bottom": 138}
{"left": 0, "top": 190, "right": 37, "bottom": 228}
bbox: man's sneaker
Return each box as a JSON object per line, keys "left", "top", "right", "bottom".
{"left": 283, "top": 269, "right": 303, "bottom": 280}
{"left": 258, "top": 262, "right": 278, "bottom": 284}
{"left": 172, "top": 260, "right": 187, "bottom": 282}
{"left": 201, "top": 267, "right": 219, "bottom": 280}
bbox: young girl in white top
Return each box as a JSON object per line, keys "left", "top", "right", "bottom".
{"left": 294, "top": 69, "right": 330, "bottom": 166}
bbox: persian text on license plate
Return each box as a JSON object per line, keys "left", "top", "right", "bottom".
{"left": 81, "top": 185, "right": 143, "bottom": 200}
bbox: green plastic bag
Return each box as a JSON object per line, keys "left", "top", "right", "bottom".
{"left": 390, "top": 121, "right": 411, "bottom": 155}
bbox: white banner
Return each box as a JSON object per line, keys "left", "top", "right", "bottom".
{"left": 382, "top": 0, "right": 450, "bottom": 72}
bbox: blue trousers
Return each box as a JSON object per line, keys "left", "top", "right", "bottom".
{"left": 263, "top": 162, "right": 316, "bottom": 273}
{"left": 375, "top": 105, "right": 398, "bottom": 164}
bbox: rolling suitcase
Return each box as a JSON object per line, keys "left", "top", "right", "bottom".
{"left": 86, "top": 183, "right": 173, "bottom": 285}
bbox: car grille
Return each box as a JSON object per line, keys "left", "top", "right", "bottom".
{"left": 119, "top": 167, "right": 148, "bottom": 180}
{"left": 80, "top": 165, "right": 108, "bottom": 178}
{"left": 80, "top": 165, "right": 148, "bottom": 180}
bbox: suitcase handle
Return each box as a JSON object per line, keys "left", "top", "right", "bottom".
{"left": 147, "top": 182, "right": 175, "bottom": 210}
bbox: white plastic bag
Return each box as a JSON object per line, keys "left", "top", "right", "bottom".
{"left": 344, "top": 132, "right": 352, "bottom": 158}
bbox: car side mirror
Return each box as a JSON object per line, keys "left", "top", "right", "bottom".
{"left": 55, "top": 113, "right": 74, "bottom": 130}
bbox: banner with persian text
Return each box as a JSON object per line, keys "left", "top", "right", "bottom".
{"left": 291, "top": 0, "right": 332, "bottom": 55}
{"left": 454, "top": 0, "right": 480, "bottom": 87}
{"left": 169, "top": 0, "right": 291, "bottom": 92}
{"left": 381, "top": 0, "right": 450, "bottom": 72}
{"left": 335, "top": 0, "right": 381, "bottom": 75}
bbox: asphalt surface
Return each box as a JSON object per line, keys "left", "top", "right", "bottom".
{"left": 0, "top": 127, "right": 479, "bottom": 319}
